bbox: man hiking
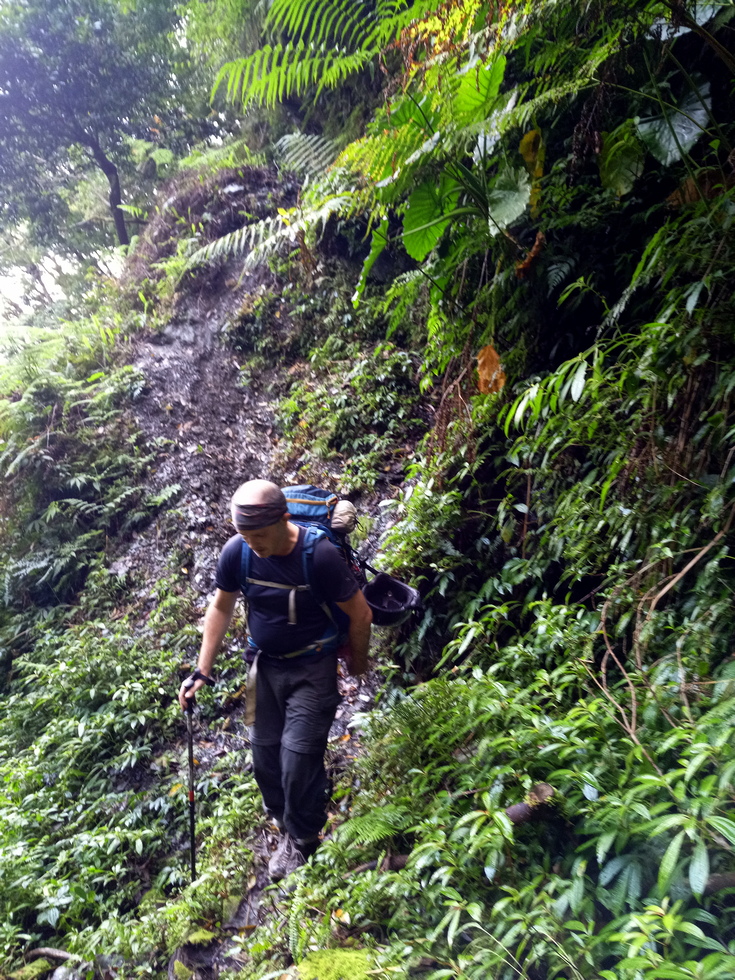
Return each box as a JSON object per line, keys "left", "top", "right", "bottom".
{"left": 178, "top": 479, "right": 372, "bottom": 880}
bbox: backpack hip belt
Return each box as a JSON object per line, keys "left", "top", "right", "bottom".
{"left": 244, "top": 632, "right": 339, "bottom": 727}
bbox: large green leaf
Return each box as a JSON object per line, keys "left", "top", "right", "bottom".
{"left": 707, "top": 815, "right": 735, "bottom": 846}
{"left": 384, "top": 93, "right": 439, "bottom": 133}
{"left": 599, "top": 126, "right": 645, "bottom": 196}
{"left": 689, "top": 840, "right": 709, "bottom": 898}
{"left": 636, "top": 79, "right": 712, "bottom": 166}
{"left": 658, "top": 830, "right": 685, "bottom": 892}
{"left": 403, "top": 176, "right": 461, "bottom": 260}
{"left": 485, "top": 167, "right": 531, "bottom": 236}
{"left": 454, "top": 54, "right": 507, "bottom": 124}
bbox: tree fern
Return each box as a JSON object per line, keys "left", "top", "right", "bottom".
{"left": 275, "top": 132, "right": 341, "bottom": 175}
{"left": 214, "top": 0, "right": 444, "bottom": 109}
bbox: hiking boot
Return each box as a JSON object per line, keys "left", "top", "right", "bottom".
{"left": 268, "top": 833, "right": 306, "bottom": 881}
{"left": 264, "top": 808, "right": 285, "bottom": 832}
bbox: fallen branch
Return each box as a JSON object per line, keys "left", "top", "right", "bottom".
{"left": 27, "top": 949, "right": 79, "bottom": 962}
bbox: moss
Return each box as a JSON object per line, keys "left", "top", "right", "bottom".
{"left": 295, "top": 948, "right": 374, "bottom": 980}
{"left": 9, "top": 961, "right": 54, "bottom": 980}
{"left": 183, "top": 928, "right": 217, "bottom": 945}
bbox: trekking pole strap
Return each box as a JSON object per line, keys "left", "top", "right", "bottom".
{"left": 184, "top": 668, "right": 215, "bottom": 689}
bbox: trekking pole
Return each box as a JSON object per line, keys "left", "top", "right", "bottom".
{"left": 185, "top": 697, "right": 197, "bottom": 883}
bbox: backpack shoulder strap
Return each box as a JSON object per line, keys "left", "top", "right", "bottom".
{"left": 239, "top": 537, "right": 252, "bottom": 594}
{"left": 300, "top": 524, "right": 324, "bottom": 601}
{"left": 302, "top": 524, "right": 337, "bottom": 622}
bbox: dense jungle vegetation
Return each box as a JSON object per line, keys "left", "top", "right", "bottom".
{"left": 2, "top": 1, "right": 735, "bottom": 978}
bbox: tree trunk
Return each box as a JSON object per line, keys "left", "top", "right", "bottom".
{"left": 79, "top": 129, "right": 129, "bottom": 247}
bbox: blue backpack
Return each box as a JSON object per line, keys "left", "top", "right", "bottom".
{"left": 239, "top": 485, "right": 360, "bottom": 642}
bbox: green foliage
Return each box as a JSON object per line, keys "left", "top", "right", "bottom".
{"left": 277, "top": 338, "right": 424, "bottom": 491}
{"left": 213, "top": 0, "right": 440, "bottom": 109}
{"left": 0, "top": 0, "right": 211, "bottom": 253}
{"left": 0, "top": 573, "right": 256, "bottom": 969}
{"left": 275, "top": 132, "right": 341, "bottom": 176}
{"left": 216, "top": 5, "right": 735, "bottom": 977}
{"left": 0, "top": 364, "right": 152, "bottom": 608}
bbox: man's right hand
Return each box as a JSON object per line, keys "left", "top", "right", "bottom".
{"left": 178, "top": 677, "right": 205, "bottom": 711}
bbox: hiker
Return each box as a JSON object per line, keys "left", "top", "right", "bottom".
{"left": 178, "top": 479, "right": 372, "bottom": 880}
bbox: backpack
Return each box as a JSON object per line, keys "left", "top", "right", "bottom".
{"left": 238, "top": 485, "right": 363, "bottom": 640}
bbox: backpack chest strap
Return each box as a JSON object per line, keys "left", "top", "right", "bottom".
{"left": 244, "top": 577, "right": 310, "bottom": 625}
{"left": 239, "top": 525, "right": 334, "bottom": 626}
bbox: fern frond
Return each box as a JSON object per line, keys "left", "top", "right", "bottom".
{"left": 187, "top": 194, "right": 354, "bottom": 272}
{"left": 242, "top": 195, "right": 353, "bottom": 271}
{"left": 275, "top": 133, "right": 341, "bottom": 175}
{"left": 264, "top": 0, "right": 437, "bottom": 53}
{"left": 338, "top": 803, "right": 411, "bottom": 845}
{"left": 547, "top": 257, "right": 578, "bottom": 297}
{"left": 337, "top": 120, "right": 431, "bottom": 186}
{"left": 214, "top": 43, "right": 373, "bottom": 108}
{"left": 145, "top": 483, "right": 182, "bottom": 508}
{"left": 179, "top": 137, "right": 265, "bottom": 173}
{"left": 364, "top": 0, "right": 443, "bottom": 49}
{"left": 214, "top": 0, "right": 446, "bottom": 110}
{"left": 187, "top": 216, "right": 283, "bottom": 267}
{"left": 265, "top": 0, "right": 367, "bottom": 50}
{"left": 316, "top": 48, "right": 375, "bottom": 96}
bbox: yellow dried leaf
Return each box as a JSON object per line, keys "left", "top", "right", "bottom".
{"left": 169, "top": 783, "right": 184, "bottom": 796}
{"left": 519, "top": 129, "right": 542, "bottom": 171}
{"left": 477, "top": 344, "right": 506, "bottom": 394}
{"left": 519, "top": 130, "right": 545, "bottom": 216}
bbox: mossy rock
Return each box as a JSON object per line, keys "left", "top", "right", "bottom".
{"left": 183, "top": 928, "right": 217, "bottom": 946}
{"left": 295, "top": 948, "right": 374, "bottom": 980}
{"left": 9, "top": 960, "right": 54, "bottom": 980}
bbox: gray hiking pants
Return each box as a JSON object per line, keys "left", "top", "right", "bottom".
{"left": 248, "top": 651, "right": 341, "bottom": 843}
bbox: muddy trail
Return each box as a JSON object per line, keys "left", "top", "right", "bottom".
{"left": 109, "top": 230, "right": 387, "bottom": 975}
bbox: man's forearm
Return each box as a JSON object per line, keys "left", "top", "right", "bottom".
{"left": 197, "top": 591, "right": 239, "bottom": 675}
{"left": 179, "top": 590, "right": 239, "bottom": 710}
{"left": 197, "top": 605, "right": 234, "bottom": 674}
{"left": 347, "top": 621, "right": 371, "bottom": 675}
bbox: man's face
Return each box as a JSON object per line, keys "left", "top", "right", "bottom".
{"left": 238, "top": 519, "right": 285, "bottom": 558}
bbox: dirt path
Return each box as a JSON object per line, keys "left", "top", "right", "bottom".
{"left": 109, "top": 269, "right": 381, "bottom": 961}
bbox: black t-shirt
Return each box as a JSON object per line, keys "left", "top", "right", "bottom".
{"left": 216, "top": 526, "right": 359, "bottom": 656}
